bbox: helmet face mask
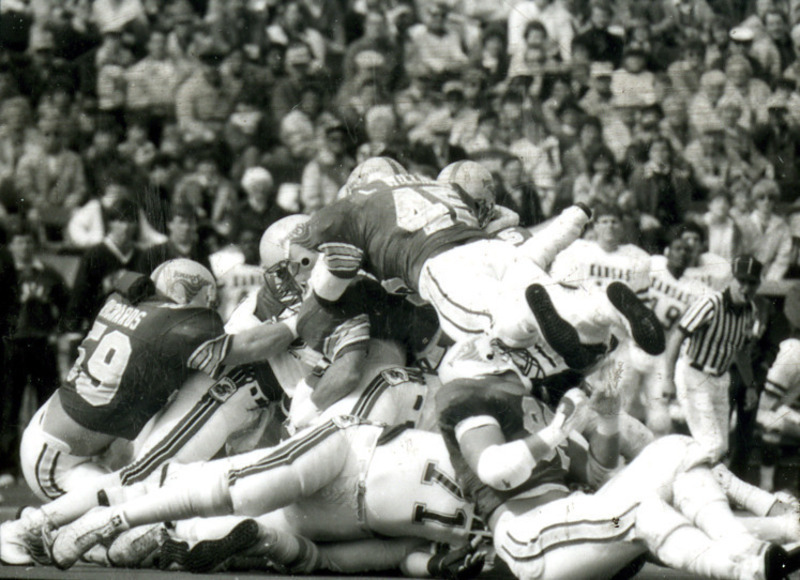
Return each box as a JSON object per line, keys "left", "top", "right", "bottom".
{"left": 262, "top": 253, "right": 314, "bottom": 307}
{"left": 259, "top": 215, "right": 316, "bottom": 307}
{"left": 437, "top": 161, "right": 496, "bottom": 229}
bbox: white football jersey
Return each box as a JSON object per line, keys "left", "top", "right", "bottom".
{"left": 648, "top": 255, "right": 714, "bottom": 331}
{"left": 550, "top": 239, "right": 651, "bottom": 295}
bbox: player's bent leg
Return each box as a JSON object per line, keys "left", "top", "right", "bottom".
{"left": 712, "top": 464, "right": 785, "bottom": 517}
{"left": 492, "top": 496, "right": 644, "bottom": 580}
{"left": 675, "top": 361, "right": 730, "bottom": 463}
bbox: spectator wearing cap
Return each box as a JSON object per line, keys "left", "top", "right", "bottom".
{"left": 753, "top": 92, "right": 800, "bottom": 201}
{"left": 125, "top": 29, "right": 189, "bottom": 125}
{"left": 136, "top": 202, "right": 211, "bottom": 274}
{"left": 743, "top": 178, "right": 793, "bottom": 280}
{"left": 579, "top": 61, "right": 614, "bottom": 123}
{"left": 573, "top": 0, "right": 624, "bottom": 67}
{"left": 343, "top": 12, "right": 398, "bottom": 86}
{"left": 663, "top": 254, "right": 764, "bottom": 462}
{"left": 752, "top": 9, "right": 793, "bottom": 82}
{"left": 739, "top": 0, "right": 776, "bottom": 42}
{"left": 689, "top": 70, "right": 727, "bottom": 136}
{"left": 270, "top": 42, "right": 317, "bottom": 126}
{"left": 233, "top": 166, "right": 289, "bottom": 236}
{"left": 405, "top": 2, "right": 469, "bottom": 81}
{"left": 63, "top": 195, "right": 147, "bottom": 333}
{"left": 610, "top": 46, "right": 656, "bottom": 109}
{"left": 728, "top": 25, "right": 771, "bottom": 82}
{"left": 300, "top": 119, "right": 355, "bottom": 213}
{"left": 684, "top": 118, "right": 731, "bottom": 198}
{"left": 356, "top": 105, "right": 405, "bottom": 163}
{"left": 175, "top": 44, "right": 238, "bottom": 145}
{"left": 15, "top": 116, "right": 87, "bottom": 241}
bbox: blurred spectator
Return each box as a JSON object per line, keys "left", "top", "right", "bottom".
{"left": 233, "top": 166, "right": 288, "bottom": 236}
{"left": 579, "top": 61, "right": 614, "bottom": 122}
{"left": 729, "top": 25, "right": 770, "bottom": 81}
{"left": 82, "top": 114, "right": 142, "bottom": 199}
{"left": 783, "top": 23, "right": 800, "bottom": 84}
{"left": 95, "top": 29, "right": 133, "bottom": 115}
{"left": 660, "top": 95, "right": 691, "bottom": 162}
{"left": 301, "top": 119, "right": 356, "bottom": 213}
{"left": 394, "top": 71, "right": 437, "bottom": 133}
{"left": 266, "top": 1, "right": 327, "bottom": 72}
{"left": 0, "top": 98, "right": 37, "bottom": 208}
{"left": 667, "top": 39, "right": 706, "bottom": 99}
{"left": 723, "top": 55, "right": 771, "bottom": 130}
{"left": 91, "top": 0, "right": 149, "bottom": 51}
{"left": 175, "top": 45, "right": 238, "bottom": 145}
{"left": 751, "top": 9, "right": 792, "bottom": 83}
{"left": 573, "top": 0, "right": 623, "bottom": 67}
{"left": 443, "top": 81, "right": 480, "bottom": 152}
{"left": 703, "top": 189, "right": 745, "bottom": 261}
{"left": 573, "top": 145, "right": 630, "bottom": 212}
{"left": 118, "top": 114, "right": 156, "bottom": 170}
{"left": 611, "top": 47, "right": 656, "bottom": 109}
{"left": 15, "top": 116, "right": 87, "bottom": 242}
{"left": 629, "top": 137, "right": 694, "bottom": 251}
{"left": 469, "top": 25, "right": 509, "bottom": 86}
{"left": 786, "top": 200, "right": 800, "bottom": 278}
{"left": 212, "top": 225, "right": 263, "bottom": 322}
{"left": 743, "top": 178, "right": 793, "bottom": 280}
{"left": 63, "top": 196, "right": 145, "bottom": 333}
{"left": 270, "top": 42, "right": 317, "bottom": 126}
{"left": 739, "top": 0, "right": 776, "bottom": 42}
{"left": 173, "top": 149, "right": 237, "bottom": 240}
{"left": 262, "top": 111, "right": 316, "bottom": 192}
{"left": 67, "top": 177, "right": 165, "bottom": 248}
{"left": 562, "top": 115, "right": 604, "bottom": 179}
{"left": 497, "top": 155, "right": 544, "bottom": 227}
{"left": 343, "top": 12, "right": 398, "bottom": 85}
{"left": 725, "top": 125, "right": 775, "bottom": 185}
{"left": 689, "top": 69, "right": 727, "bottom": 135}
{"left": 464, "top": 109, "right": 503, "bottom": 154}
{"left": 684, "top": 120, "right": 731, "bottom": 198}
{"left": 356, "top": 105, "right": 404, "bottom": 163}
{"left": 405, "top": 1, "right": 469, "bottom": 80}
{"left": 335, "top": 50, "right": 392, "bottom": 133}
{"left": 5, "top": 218, "right": 68, "bottom": 421}
{"left": 125, "top": 29, "right": 191, "bottom": 127}
{"left": 137, "top": 202, "right": 210, "bottom": 274}
{"left": 409, "top": 111, "right": 468, "bottom": 177}
{"left": 0, "top": 223, "right": 18, "bottom": 480}
{"left": 753, "top": 94, "right": 800, "bottom": 202}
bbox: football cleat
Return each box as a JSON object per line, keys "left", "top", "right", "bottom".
{"left": 763, "top": 543, "right": 789, "bottom": 580}
{"left": 155, "top": 534, "right": 189, "bottom": 571}
{"left": 0, "top": 507, "right": 51, "bottom": 566}
{"left": 108, "top": 524, "right": 166, "bottom": 568}
{"left": 51, "top": 507, "right": 129, "bottom": 569}
{"left": 184, "top": 518, "right": 261, "bottom": 573}
{"left": 526, "top": 284, "right": 597, "bottom": 370}
{"left": 606, "top": 282, "right": 665, "bottom": 355}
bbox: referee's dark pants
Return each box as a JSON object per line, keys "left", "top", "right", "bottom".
{"left": 728, "top": 366, "right": 761, "bottom": 485}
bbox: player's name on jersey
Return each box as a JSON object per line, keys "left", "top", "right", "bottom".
{"left": 589, "top": 263, "right": 636, "bottom": 282}
{"left": 97, "top": 297, "right": 148, "bottom": 331}
{"left": 651, "top": 278, "right": 695, "bottom": 304}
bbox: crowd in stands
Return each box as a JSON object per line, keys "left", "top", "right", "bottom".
{"left": 1, "top": 0, "right": 800, "bottom": 490}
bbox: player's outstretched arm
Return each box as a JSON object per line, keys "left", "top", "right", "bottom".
{"left": 661, "top": 327, "right": 687, "bottom": 390}
{"left": 223, "top": 316, "right": 298, "bottom": 367}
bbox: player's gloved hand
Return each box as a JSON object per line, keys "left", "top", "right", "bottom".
{"left": 537, "top": 388, "right": 591, "bottom": 449}
{"left": 427, "top": 541, "right": 486, "bottom": 580}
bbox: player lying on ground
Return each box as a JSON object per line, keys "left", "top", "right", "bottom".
{"left": 436, "top": 352, "right": 800, "bottom": 580}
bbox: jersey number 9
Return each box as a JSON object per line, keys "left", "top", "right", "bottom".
{"left": 68, "top": 322, "right": 133, "bottom": 406}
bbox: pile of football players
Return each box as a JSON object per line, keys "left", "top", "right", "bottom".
{"left": 2, "top": 157, "right": 800, "bottom": 580}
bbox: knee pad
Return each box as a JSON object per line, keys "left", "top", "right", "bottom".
{"left": 635, "top": 495, "right": 692, "bottom": 553}
{"left": 672, "top": 468, "right": 727, "bottom": 524}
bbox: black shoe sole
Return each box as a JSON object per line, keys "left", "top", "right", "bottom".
{"left": 526, "top": 284, "right": 595, "bottom": 370}
{"left": 185, "top": 519, "right": 260, "bottom": 574}
{"left": 156, "top": 537, "right": 189, "bottom": 571}
{"left": 606, "top": 282, "right": 665, "bottom": 355}
{"left": 765, "top": 543, "right": 789, "bottom": 580}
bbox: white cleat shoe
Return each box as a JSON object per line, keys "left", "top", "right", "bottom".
{"left": 0, "top": 508, "right": 51, "bottom": 566}
{"left": 108, "top": 524, "right": 166, "bottom": 568}
{"left": 52, "top": 507, "right": 130, "bottom": 569}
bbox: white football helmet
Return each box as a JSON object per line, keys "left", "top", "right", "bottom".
{"left": 437, "top": 160, "right": 496, "bottom": 228}
{"left": 338, "top": 156, "right": 408, "bottom": 199}
{"left": 151, "top": 258, "right": 217, "bottom": 308}
{"left": 259, "top": 214, "right": 317, "bottom": 306}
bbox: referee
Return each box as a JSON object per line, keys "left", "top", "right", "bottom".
{"left": 663, "top": 254, "right": 763, "bottom": 462}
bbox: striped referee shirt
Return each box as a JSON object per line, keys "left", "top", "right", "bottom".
{"left": 677, "top": 288, "right": 755, "bottom": 376}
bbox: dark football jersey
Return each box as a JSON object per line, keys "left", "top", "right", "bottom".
{"left": 60, "top": 294, "right": 226, "bottom": 439}
{"left": 437, "top": 378, "right": 570, "bottom": 518}
{"left": 294, "top": 175, "right": 488, "bottom": 289}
